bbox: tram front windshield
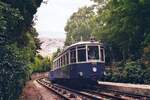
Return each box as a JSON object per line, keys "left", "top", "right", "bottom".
{"left": 88, "top": 46, "right": 99, "bottom": 60}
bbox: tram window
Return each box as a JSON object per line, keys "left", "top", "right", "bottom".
{"left": 53, "top": 62, "right": 55, "bottom": 68}
{"left": 56, "top": 61, "right": 57, "bottom": 67}
{"left": 54, "top": 62, "right": 56, "bottom": 68}
{"left": 100, "top": 49, "right": 104, "bottom": 61}
{"left": 70, "top": 48, "right": 76, "bottom": 63}
{"left": 64, "top": 55, "right": 66, "bottom": 65}
{"left": 64, "top": 55, "right": 66, "bottom": 66}
{"left": 77, "top": 46, "right": 86, "bottom": 62}
{"left": 57, "top": 60, "right": 59, "bottom": 67}
{"left": 56, "top": 61, "right": 57, "bottom": 68}
{"left": 63, "top": 55, "right": 66, "bottom": 65}
{"left": 62, "top": 56, "right": 65, "bottom": 66}
{"left": 61, "top": 57, "right": 63, "bottom": 66}
{"left": 88, "top": 46, "right": 99, "bottom": 60}
{"left": 58, "top": 59, "right": 59, "bottom": 67}
{"left": 66, "top": 53, "right": 69, "bottom": 64}
{"left": 59, "top": 59, "right": 61, "bottom": 67}
{"left": 56, "top": 60, "right": 58, "bottom": 67}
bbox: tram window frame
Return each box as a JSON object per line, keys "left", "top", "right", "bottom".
{"left": 54, "top": 61, "right": 56, "bottom": 68}
{"left": 64, "top": 54, "right": 66, "bottom": 66}
{"left": 59, "top": 58, "right": 61, "bottom": 67}
{"left": 100, "top": 48, "right": 105, "bottom": 61}
{"left": 61, "top": 57, "right": 63, "bottom": 66}
{"left": 56, "top": 61, "right": 58, "bottom": 67}
{"left": 77, "top": 46, "right": 86, "bottom": 62}
{"left": 54, "top": 62, "right": 56, "bottom": 69}
{"left": 66, "top": 52, "right": 69, "bottom": 65}
{"left": 88, "top": 46, "right": 99, "bottom": 60}
{"left": 62, "top": 55, "right": 65, "bottom": 66}
{"left": 57, "top": 60, "right": 59, "bottom": 67}
{"left": 56, "top": 61, "right": 57, "bottom": 68}
{"left": 53, "top": 62, "right": 55, "bottom": 69}
{"left": 70, "top": 47, "right": 76, "bottom": 63}
{"left": 58, "top": 59, "right": 59, "bottom": 67}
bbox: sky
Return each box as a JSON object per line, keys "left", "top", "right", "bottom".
{"left": 34, "top": 0, "right": 92, "bottom": 39}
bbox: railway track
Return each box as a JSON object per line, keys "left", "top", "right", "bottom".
{"left": 36, "top": 78, "right": 102, "bottom": 100}
{"left": 97, "top": 88, "right": 149, "bottom": 99}
{"left": 82, "top": 89, "right": 149, "bottom": 100}
{"left": 36, "top": 78, "right": 150, "bottom": 100}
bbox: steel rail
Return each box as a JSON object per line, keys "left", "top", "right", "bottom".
{"left": 36, "top": 79, "right": 69, "bottom": 100}
{"left": 93, "top": 85, "right": 150, "bottom": 99}
{"left": 37, "top": 78, "right": 150, "bottom": 100}
{"left": 36, "top": 78, "right": 102, "bottom": 100}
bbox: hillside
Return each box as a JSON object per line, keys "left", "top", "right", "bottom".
{"left": 38, "top": 37, "right": 65, "bottom": 57}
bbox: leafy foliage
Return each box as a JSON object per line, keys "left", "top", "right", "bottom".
{"left": 0, "top": 45, "right": 28, "bottom": 100}
{"left": 52, "top": 48, "right": 61, "bottom": 60}
{"left": 0, "top": 0, "right": 43, "bottom": 99}
{"left": 123, "top": 61, "right": 144, "bottom": 83}
{"left": 65, "top": 7, "right": 95, "bottom": 45}
{"left": 65, "top": 0, "right": 150, "bottom": 83}
{"left": 94, "top": 0, "right": 150, "bottom": 60}
{"left": 105, "top": 61, "right": 150, "bottom": 84}
{"left": 30, "top": 55, "right": 51, "bottom": 73}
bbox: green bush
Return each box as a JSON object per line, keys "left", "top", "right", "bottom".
{"left": 0, "top": 1, "right": 43, "bottom": 99}
{"left": 142, "top": 65, "right": 150, "bottom": 84}
{"left": 122, "top": 61, "right": 144, "bottom": 83}
{"left": 105, "top": 61, "right": 150, "bottom": 84}
{"left": 30, "top": 56, "right": 51, "bottom": 73}
{"left": 0, "top": 45, "right": 28, "bottom": 100}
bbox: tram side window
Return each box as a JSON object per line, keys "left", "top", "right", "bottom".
{"left": 59, "top": 59, "right": 61, "bottom": 67}
{"left": 88, "top": 46, "right": 99, "bottom": 60}
{"left": 56, "top": 61, "right": 57, "bottom": 67}
{"left": 64, "top": 55, "right": 66, "bottom": 66}
{"left": 54, "top": 62, "right": 56, "bottom": 68}
{"left": 66, "top": 52, "right": 69, "bottom": 64}
{"left": 55, "top": 62, "right": 57, "bottom": 68}
{"left": 70, "top": 48, "right": 76, "bottom": 63}
{"left": 77, "top": 46, "right": 86, "bottom": 62}
{"left": 53, "top": 62, "right": 55, "bottom": 69}
{"left": 61, "top": 57, "right": 63, "bottom": 66}
{"left": 54, "top": 62, "right": 55, "bottom": 68}
{"left": 57, "top": 60, "right": 59, "bottom": 67}
{"left": 57, "top": 59, "right": 59, "bottom": 67}
{"left": 62, "top": 56, "right": 65, "bottom": 66}
{"left": 100, "top": 48, "right": 104, "bottom": 61}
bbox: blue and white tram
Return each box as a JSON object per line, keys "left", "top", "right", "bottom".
{"left": 49, "top": 40, "right": 105, "bottom": 83}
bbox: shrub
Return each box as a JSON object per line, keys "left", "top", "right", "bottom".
{"left": 104, "top": 61, "right": 146, "bottom": 84}
{"left": 123, "top": 61, "right": 144, "bottom": 83}
{"left": 0, "top": 46, "right": 28, "bottom": 100}
{"left": 30, "top": 56, "right": 51, "bottom": 73}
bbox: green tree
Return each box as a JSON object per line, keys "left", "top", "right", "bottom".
{"left": 65, "top": 6, "right": 95, "bottom": 45}
{"left": 30, "top": 56, "right": 51, "bottom": 73}
{"left": 0, "top": 0, "right": 43, "bottom": 99}
{"left": 65, "top": 0, "right": 150, "bottom": 83}
{"left": 93, "top": 0, "right": 150, "bottom": 61}
{"left": 52, "top": 48, "right": 61, "bottom": 60}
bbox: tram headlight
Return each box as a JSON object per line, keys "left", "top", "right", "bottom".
{"left": 92, "top": 67, "right": 97, "bottom": 72}
{"left": 104, "top": 71, "right": 106, "bottom": 75}
{"left": 79, "top": 72, "right": 83, "bottom": 76}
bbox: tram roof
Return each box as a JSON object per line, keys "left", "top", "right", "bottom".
{"left": 53, "top": 41, "right": 103, "bottom": 61}
{"left": 63, "top": 41, "right": 102, "bottom": 52}
{"left": 70, "top": 41, "right": 100, "bottom": 46}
